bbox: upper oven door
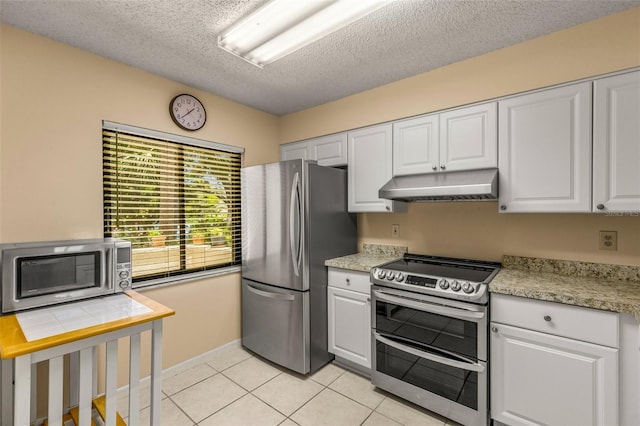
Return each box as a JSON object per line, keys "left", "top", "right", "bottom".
{"left": 371, "top": 286, "right": 487, "bottom": 361}
{"left": 2, "top": 242, "right": 111, "bottom": 314}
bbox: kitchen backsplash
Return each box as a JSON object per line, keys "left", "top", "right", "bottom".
{"left": 362, "top": 243, "right": 407, "bottom": 257}
{"left": 503, "top": 255, "right": 640, "bottom": 283}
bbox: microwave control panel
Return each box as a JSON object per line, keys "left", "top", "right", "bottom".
{"left": 116, "top": 263, "right": 132, "bottom": 290}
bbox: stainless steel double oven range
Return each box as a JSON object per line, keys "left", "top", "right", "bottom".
{"left": 370, "top": 254, "right": 500, "bottom": 426}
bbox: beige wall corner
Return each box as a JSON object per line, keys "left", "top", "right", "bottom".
{"left": 280, "top": 6, "right": 640, "bottom": 143}
{"left": 0, "top": 24, "right": 278, "bottom": 372}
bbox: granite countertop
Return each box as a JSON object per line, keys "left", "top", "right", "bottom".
{"left": 325, "top": 243, "right": 407, "bottom": 273}
{"left": 490, "top": 255, "right": 640, "bottom": 320}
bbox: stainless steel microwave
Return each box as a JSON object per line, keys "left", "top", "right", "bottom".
{"left": 0, "top": 238, "right": 132, "bottom": 314}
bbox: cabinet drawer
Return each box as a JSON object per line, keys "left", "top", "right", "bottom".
{"left": 328, "top": 268, "right": 371, "bottom": 294}
{"left": 491, "top": 294, "right": 619, "bottom": 347}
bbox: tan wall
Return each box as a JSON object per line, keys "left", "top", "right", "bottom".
{"left": 280, "top": 7, "right": 640, "bottom": 267}
{"left": 280, "top": 7, "right": 640, "bottom": 141}
{"left": 0, "top": 24, "right": 280, "bottom": 384}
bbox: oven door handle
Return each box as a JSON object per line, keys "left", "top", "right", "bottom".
{"left": 374, "top": 332, "right": 485, "bottom": 373}
{"left": 372, "top": 289, "right": 485, "bottom": 321}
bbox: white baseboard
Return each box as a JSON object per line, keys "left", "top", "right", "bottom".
{"left": 117, "top": 339, "right": 241, "bottom": 396}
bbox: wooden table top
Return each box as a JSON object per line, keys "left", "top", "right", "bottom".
{"left": 0, "top": 291, "right": 174, "bottom": 359}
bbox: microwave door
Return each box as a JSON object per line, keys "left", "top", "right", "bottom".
{"left": 241, "top": 160, "right": 305, "bottom": 291}
{"left": 1, "top": 244, "right": 109, "bottom": 314}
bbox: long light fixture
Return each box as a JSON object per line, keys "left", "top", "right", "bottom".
{"left": 218, "top": 0, "right": 394, "bottom": 68}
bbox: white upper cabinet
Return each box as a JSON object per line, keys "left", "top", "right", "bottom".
{"left": 310, "top": 133, "right": 348, "bottom": 166}
{"left": 440, "top": 102, "right": 497, "bottom": 171}
{"left": 393, "top": 102, "right": 497, "bottom": 176}
{"left": 593, "top": 70, "right": 640, "bottom": 213}
{"left": 280, "top": 140, "right": 310, "bottom": 161}
{"left": 348, "top": 123, "right": 405, "bottom": 212}
{"left": 393, "top": 114, "right": 439, "bottom": 175}
{"left": 498, "top": 82, "right": 592, "bottom": 212}
{"left": 280, "top": 133, "right": 347, "bottom": 166}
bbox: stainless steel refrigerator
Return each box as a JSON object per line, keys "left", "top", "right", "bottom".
{"left": 241, "top": 159, "right": 357, "bottom": 374}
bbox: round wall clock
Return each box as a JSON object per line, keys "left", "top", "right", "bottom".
{"left": 169, "top": 94, "right": 207, "bottom": 131}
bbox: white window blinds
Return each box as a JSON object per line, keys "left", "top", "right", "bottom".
{"left": 102, "top": 121, "right": 243, "bottom": 286}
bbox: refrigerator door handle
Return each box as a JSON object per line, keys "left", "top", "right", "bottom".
{"left": 289, "top": 171, "right": 302, "bottom": 277}
{"left": 246, "top": 283, "right": 296, "bottom": 301}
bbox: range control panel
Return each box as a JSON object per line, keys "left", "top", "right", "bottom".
{"left": 370, "top": 267, "right": 486, "bottom": 302}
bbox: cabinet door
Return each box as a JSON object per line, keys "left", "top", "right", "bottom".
{"left": 280, "top": 141, "right": 310, "bottom": 161}
{"left": 440, "top": 102, "right": 497, "bottom": 171}
{"left": 311, "top": 133, "right": 348, "bottom": 167}
{"left": 498, "top": 83, "right": 592, "bottom": 212}
{"left": 327, "top": 286, "right": 371, "bottom": 369}
{"left": 593, "top": 71, "right": 640, "bottom": 213}
{"left": 348, "top": 124, "right": 404, "bottom": 212}
{"left": 392, "top": 114, "right": 439, "bottom": 176}
{"left": 491, "top": 323, "right": 618, "bottom": 426}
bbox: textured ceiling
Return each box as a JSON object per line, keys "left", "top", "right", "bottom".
{"left": 1, "top": 0, "right": 639, "bottom": 116}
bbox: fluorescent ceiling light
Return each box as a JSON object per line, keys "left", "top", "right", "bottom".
{"left": 218, "top": 0, "right": 394, "bottom": 68}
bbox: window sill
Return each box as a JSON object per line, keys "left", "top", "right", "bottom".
{"left": 132, "top": 264, "right": 241, "bottom": 291}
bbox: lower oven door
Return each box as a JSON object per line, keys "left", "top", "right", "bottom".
{"left": 371, "top": 286, "right": 488, "bottom": 426}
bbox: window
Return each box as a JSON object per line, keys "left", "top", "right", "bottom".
{"left": 102, "top": 121, "right": 243, "bottom": 286}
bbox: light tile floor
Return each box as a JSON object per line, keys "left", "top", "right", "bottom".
{"left": 118, "top": 345, "right": 462, "bottom": 426}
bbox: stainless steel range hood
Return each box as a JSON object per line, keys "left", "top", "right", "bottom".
{"left": 379, "top": 168, "right": 498, "bottom": 202}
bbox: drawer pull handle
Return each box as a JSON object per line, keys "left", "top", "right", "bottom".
{"left": 346, "top": 278, "right": 350, "bottom": 285}
{"left": 491, "top": 326, "right": 498, "bottom": 333}
{"left": 544, "top": 315, "right": 552, "bottom": 322}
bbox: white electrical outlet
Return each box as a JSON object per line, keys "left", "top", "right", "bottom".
{"left": 392, "top": 224, "right": 399, "bottom": 238}
{"left": 599, "top": 230, "right": 617, "bottom": 251}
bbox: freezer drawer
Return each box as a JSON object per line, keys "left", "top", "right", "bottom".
{"left": 241, "top": 279, "right": 310, "bottom": 374}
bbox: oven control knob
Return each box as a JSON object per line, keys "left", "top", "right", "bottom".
{"left": 451, "top": 280, "right": 461, "bottom": 291}
{"left": 462, "top": 282, "right": 474, "bottom": 294}
{"left": 119, "top": 280, "right": 129, "bottom": 289}
{"left": 375, "top": 269, "right": 385, "bottom": 279}
{"left": 439, "top": 279, "right": 449, "bottom": 289}
{"left": 119, "top": 270, "right": 130, "bottom": 279}
{"left": 395, "top": 272, "right": 405, "bottom": 282}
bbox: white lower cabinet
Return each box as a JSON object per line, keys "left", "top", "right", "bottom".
{"left": 491, "top": 294, "right": 619, "bottom": 426}
{"left": 327, "top": 268, "right": 371, "bottom": 371}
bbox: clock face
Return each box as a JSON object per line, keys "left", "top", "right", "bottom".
{"left": 170, "top": 94, "right": 206, "bottom": 131}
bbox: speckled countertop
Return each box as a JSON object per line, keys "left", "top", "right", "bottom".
{"left": 325, "top": 243, "right": 407, "bottom": 273}
{"left": 490, "top": 255, "right": 640, "bottom": 319}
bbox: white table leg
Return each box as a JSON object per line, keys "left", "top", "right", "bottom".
{"left": 1, "top": 358, "right": 13, "bottom": 425}
{"left": 48, "top": 356, "right": 64, "bottom": 426}
{"left": 78, "top": 347, "right": 93, "bottom": 426}
{"left": 150, "top": 320, "right": 163, "bottom": 426}
{"left": 129, "top": 332, "right": 141, "bottom": 426}
{"left": 31, "top": 362, "right": 37, "bottom": 422}
{"left": 14, "top": 354, "right": 31, "bottom": 426}
{"left": 69, "top": 351, "right": 80, "bottom": 407}
{"left": 105, "top": 340, "right": 118, "bottom": 426}
{"left": 92, "top": 346, "right": 98, "bottom": 397}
